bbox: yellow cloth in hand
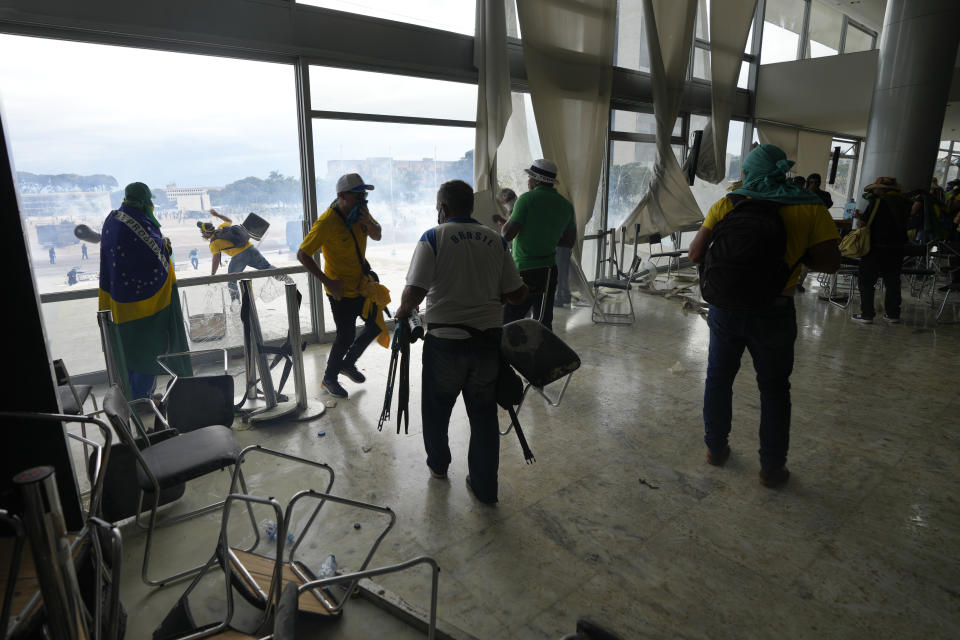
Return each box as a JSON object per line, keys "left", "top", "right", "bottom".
{"left": 359, "top": 277, "right": 392, "bottom": 348}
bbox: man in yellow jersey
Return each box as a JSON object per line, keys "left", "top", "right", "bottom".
{"left": 297, "top": 173, "right": 384, "bottom": 399}
{"left": 199, "top": 208, "right": 289, "bottom": 303}
{"left": 688, "top": 144, "right": 840, "bottom": 488}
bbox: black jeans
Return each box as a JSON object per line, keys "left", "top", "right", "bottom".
{"left": 325, "top": 295, "right": 380, "bottom": 380}
{"left": 422, "top": 335, "right": 500, "bottom": 502}
{"left": 858, "top": 249, "right": 903, "bottom": 319}
{"left": 504, "top": 265, "right": 558, "bottom": 331}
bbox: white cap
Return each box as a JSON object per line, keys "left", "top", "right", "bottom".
{"left": 336, "top": 173, "right": 375, "bottom": 194}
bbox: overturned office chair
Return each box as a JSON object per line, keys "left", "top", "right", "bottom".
{"left": 101, "top": 384, "right": 255, "bottom": 587}
{"left": 592, "top": 255, "right": 642, "bottom": 324}
{"left": 220, "top": 446, "right": 397, "bottom": 619}
{"left": 152, "top": 493, "right": 292, "bottom": 640}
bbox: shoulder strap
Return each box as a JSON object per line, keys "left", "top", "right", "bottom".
{"left": 863, "top": 199, "right": 881, "bottom": 228}
{"left": 333, "top": 205, "right": 371, "bottom": 276}
{"left": 112, "top": 210, "right": 169, "bottom": 273}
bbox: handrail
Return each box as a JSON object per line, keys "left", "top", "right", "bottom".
{"left": 39, "top": 264, "right": 304, "bottom": 304}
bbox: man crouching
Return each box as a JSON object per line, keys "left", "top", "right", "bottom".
{"left": 395, "top": 180, "right": 528, "bottom": 504}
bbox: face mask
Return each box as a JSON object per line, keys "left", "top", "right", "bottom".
{"left": 345, "top": 196, "right": 367, "bottom": 227}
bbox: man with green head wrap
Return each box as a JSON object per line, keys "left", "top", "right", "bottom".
{"left": 99, "top": 181, "right": 191, "bottom": 399}
{"left": 688, "top": 144, "right": 841, "bottom": 488}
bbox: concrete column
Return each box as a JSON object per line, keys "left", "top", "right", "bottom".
{"left": 859, "top": 0, "right": 960, "bottom": 199}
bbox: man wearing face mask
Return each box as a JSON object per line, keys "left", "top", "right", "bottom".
{"left": 396, "top": 180, "right": 528, "bottom": 504}
{"left": 297, "top": 173, "right": 386, "bottom": 399}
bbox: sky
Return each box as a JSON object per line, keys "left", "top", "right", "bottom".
{"left": 0, "top": 3, "right": 829, "bottom": 192}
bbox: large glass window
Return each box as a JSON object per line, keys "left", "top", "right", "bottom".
{"left": 614, "top": 0, "right": 650, "bottom": 72}
{"left": 1, "top": 35, "right": 303, "bottom": 372}
{"left": 309, "top": 67, "right": 476, "bottom": 120}
{"left": 806, "top": 1, "right": 842, "bottom": 58}
{"left": 296, "top": 1, "right": 476, "bottom": 36}
{"left": 761, "top": 0, "right": 804, "bottom": 64}
{"left": 307, "top": 65, "right": 475, "bottom": 333}
{"left": 843, "top": 23, "right": 876, "bottom": 54}
{"left": 0, "top": 35, "right": 302, "bottom": 293}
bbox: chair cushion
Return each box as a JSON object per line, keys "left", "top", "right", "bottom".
{"left": 137, "top": 425, "right": 239, "bottom": 491}
{"left": 501, "top": 319, "right": 581, "bottom": 387}
{"left": 594, "top": 277, "right": 631, "bottom": 291}
{"left": 58, "top": 384, "right": 92, "bottom": 415}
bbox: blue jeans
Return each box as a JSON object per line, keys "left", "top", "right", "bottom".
{"left": 422, "top": 334, "right": 500, "bottom": 502}
{"left": 703, "top": 299, "right": 797, "bottom": 471}
{"left": 227, "top": 246, "right": 275, "bottom": 300}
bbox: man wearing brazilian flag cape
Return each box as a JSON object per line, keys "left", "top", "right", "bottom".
{"left": 98, "top": 182, "right": 192, "bottom": 399}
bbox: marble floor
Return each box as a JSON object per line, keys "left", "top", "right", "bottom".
{"left": 108, "top": 277, "right": 960, "bottom": 639}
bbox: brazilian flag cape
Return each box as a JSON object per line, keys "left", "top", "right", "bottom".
{"left": 98, "top": 205, "right": 192, "bottom": 391}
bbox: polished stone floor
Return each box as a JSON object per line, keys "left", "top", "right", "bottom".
{"left": 110, "top": 277, "right": 960, "bottom": 639}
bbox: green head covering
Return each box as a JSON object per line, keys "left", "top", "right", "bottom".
{"left": 122, "top": 182, "right": 161, "bottom": 227}
{"left": 730, "top": 144, "right": 824, "bottom": 205}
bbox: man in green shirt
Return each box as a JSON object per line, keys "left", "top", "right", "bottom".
{"left": 496, "top": 159, "right": 576, "bottom": 331}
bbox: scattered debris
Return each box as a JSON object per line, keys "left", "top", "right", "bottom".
{"left": 668, "top": 361, "right": 686, "bottom": 375}
{"left": 317, "top": 430, "right": 326, "bottom": 437}
{"left": 361, "top": 444, "right": 372, "bottom": 453}
{"left": 325, "top": 399, "right": 337, "bottom": 408}
{"left": 353, "top": 522, "right": 362, "bottom": 530}
{"left": 638, "top": 478, "right": 660, "bottom": 490}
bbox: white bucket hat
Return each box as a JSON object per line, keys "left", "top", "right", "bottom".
{"left": 524, "top": 159, "right": 559, "bottom": 184}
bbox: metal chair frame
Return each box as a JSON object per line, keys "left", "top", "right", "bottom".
{"left": 101, "top": 385, "right": 258, "bottom": 588}
{"left": 591, "top": 255, "right": 642, "bottom": 324}
{"left": 0, "top": 412, "right": 122, "bottom": 640}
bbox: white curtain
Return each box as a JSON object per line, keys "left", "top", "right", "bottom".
{"left": 757, "top": 122, "right": 832, "bottom": 178}
{"left": 687, "top": 0, "right": 757, "bottom": 183}
{"left": 621, "top": 0, "right": 703, "bottom": 241}
{"left": 472, "top": 0, "right": 513, "bottom": 227}
{"left": 515, "top": 0, "right": 617, "bottom": 258}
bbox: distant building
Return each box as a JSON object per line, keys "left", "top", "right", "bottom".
{"left": 165, "top": 183, "right": 214, "bottom": 212}
{"left": 19, "top": 191, "right": 111, "bottom": 218}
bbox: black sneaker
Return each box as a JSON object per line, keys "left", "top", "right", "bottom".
{"left": 340, "top": 363, "right": 366, "bottom": 384}
{"left": 759, "top": 467, "right": 790, "bottom": 488}
{"left": 321, "top": 377, "right": 348, "bottom": 398}
{"left": 851, "top": 314, "right": 873, "bottom": 324}
{"left": 883, "top": 314, "right": 901, "bottom": 324}
{"left": 465, "top": 475, "right": 497, "bottom": 505}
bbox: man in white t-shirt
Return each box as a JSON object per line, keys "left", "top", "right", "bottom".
{"left": 396, "top": 180, "right": 528, "bottom": 504}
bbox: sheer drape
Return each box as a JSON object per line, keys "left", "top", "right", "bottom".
{"left": 473, "top": 0, "right": 513, "bottom": 226}
{"left": 621, "top": 0, "right": 703, "bottom": 241}
{"left": 686, "top": 0, "right": 757, "bottom": 183}
{"left": 515, "top": 0, "right": 617, "bottom": 258}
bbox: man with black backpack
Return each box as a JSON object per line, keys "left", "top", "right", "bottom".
{"left": 688, "top": 144, "right": 841, "bottom": 488}
{"left": 396, "top": 180, "right": 528, "bottom": 504}
{"left": 199, "top": 208, "right": 289, "bottom": 304}
{"left": 297, "top": 173, "right": 386, "bottom": 399}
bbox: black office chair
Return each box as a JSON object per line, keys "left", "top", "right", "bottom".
{"left": 101, "top": 384, "right": 255, "bottom": 587}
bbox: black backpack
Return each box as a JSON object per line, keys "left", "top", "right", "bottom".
{"left": 212, "top": 224, "right": 250, "bottom": 249}
{"left": 699, "top": 196, "right": 792, "bottom": 311}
